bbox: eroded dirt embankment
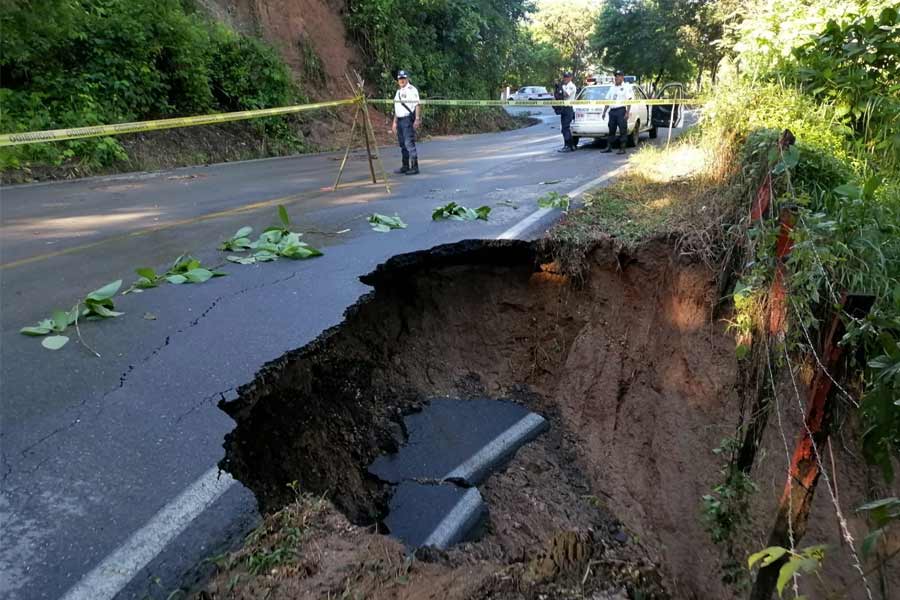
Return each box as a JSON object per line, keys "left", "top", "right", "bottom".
{"left": 208, "top": 238, "right": 892, "bottom": 599}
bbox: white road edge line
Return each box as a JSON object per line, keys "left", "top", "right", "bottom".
{"left": 60, "top": 160, "right": 629, "bottom": 600}
{"left": 496, "top": 163, "right": 629, "bottom": 240}
{"left": 59, "top": 468, "right": 235, "bottom": 600}
{"left": 418, "top": 412, "right": 547, "bottom": 548}
{"left": 421, "top": 488, "right": 484, "bottom": 549}
{"left": 443, "top": 413, "right": 546, "bottom": 484}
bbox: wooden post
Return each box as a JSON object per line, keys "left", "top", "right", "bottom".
{"left": 665, "top": 85, "right": 679, "bottom": 150}
{"left": 750, "top": 294, "right": 874, "bottom": 600}
{"left": 331, "top": 72, "right": 390, "bottom": 194}
{"left": 736, "top": 130, "right": 798, "bottom": 474}
{"left": 360, "top": 101, "right": 378, "bottom": 185}
{"left": 332, "top": 103, "right": 362, "bottom": 191}
{"left": 767, "top": 208, "right": 796, "bottom": 337}
{"left": 358, "top": 81, "right": 391, "bottom": 194}
{"left": 750, "top": 130, "right": 795, "bottom": 220}
{"left": 736, "top": 207, "right": 796, "bottom": 472}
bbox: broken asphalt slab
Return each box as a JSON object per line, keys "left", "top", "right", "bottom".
{"left": 369, "top": 398, "right": 547, "bottom": 549}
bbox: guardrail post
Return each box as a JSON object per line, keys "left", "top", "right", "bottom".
{"left": 750, "top": 294, "right": 874, "bottom": 600}
{"left": 736, "top": 130, "right": 797, "bottom": 474}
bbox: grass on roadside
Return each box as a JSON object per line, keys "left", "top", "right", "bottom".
{"left": 545, "top": 141, "right": 741, "bottom": 275}
{"left": 205, "top": 485, "right": 328, "bottom": 589}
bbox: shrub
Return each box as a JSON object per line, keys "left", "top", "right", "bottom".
{"left": 0, "top": 0, "right": 299, "bottom": 170}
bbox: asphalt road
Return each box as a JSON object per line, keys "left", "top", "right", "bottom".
{"left": 0, "top": 108, "right": 687, "bottom": 599}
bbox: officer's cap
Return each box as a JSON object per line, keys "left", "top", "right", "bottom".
{"left": 614, "top": 70, "right": 624, "bottom": 76}
{"left": 396, "top": 70, "right": 410, "bottom": 80}
{"left": 562, "top": 71, "right": 573, "bottom": 77}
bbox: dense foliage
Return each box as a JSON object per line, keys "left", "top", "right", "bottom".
{"left": 706, "top": 3, "right": 900, "bottom": 483}
{"left": 529, "top": 0, "right": 599, "bottom": 80}
{"left": 502, "top": 29, "right": 566, "bottom": 90}
{"left": 345, "top": 0, "right": 529, "bottom": 98}
{"left": 0, "top": 0, "right": 299, "bottom": 170}
{"left": 695, "top": 2, "right": 900, "bottom": 581}
{"left": 727, "top": 0, "right": 894, "bottom": 75}
{"left": 592, "top": 0, "right": 736, "bottom": 84}
{"left": 788, "top": 7, "right": 900, "bottom": 171}
{"left": 592, "top": 0, "right": 692, "bottom": 84}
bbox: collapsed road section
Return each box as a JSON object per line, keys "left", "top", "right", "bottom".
{"left": 212, "top": 237, "right": 738, "bottom": 598}
{"left": 368, "top": 397, "right": 548, "bottom": 548}
{"left": 204, "top": 236, "right": 893, "bottom": 599}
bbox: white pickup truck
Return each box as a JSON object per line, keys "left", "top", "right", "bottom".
{"left": 508, "top": 86, "right": 554, "bottom": 102}
{"left": 570, "top": 83, "right": 684, "bottom": 147}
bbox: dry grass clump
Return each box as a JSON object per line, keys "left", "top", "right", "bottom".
{"left": 199, "top": 490, "right": 331, "bottom": 597}
{"left": 545, "top": 137, "right": 743, "bottom": 277}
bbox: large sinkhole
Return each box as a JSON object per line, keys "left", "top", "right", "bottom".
{"left": 218, "top": 238, "right": 743, "bottom": 596}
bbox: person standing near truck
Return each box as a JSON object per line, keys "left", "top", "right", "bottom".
{"left": 391, "top": 70, "right": 421, "bottom": 175}
{"left": 557, "top": 71, "right": 578, "bottom": 153}
{"left": 601, "top": 70, "right": 634, "bottom": 155}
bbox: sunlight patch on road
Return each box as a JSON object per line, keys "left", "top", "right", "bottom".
{"left": 5, "top": 211, "right": 162, "bottom": 239}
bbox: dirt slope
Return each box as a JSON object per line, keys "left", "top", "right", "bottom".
{"left": 201, "top": 0, "right": 362, "bottom": 97}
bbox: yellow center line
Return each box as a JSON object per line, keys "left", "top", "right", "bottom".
{"left": 2, "top": 191, "right": 312, "bottom": 270}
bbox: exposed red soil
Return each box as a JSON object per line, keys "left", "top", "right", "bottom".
{"left": 202, "top": 0, "right": 362, "bottom": 98}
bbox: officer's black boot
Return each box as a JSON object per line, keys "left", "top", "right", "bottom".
{"left": 394, "top": 159, "right": 409, "bottom": 174}
{"left": 405, "top": 159, "right": 419, "bottom": 175}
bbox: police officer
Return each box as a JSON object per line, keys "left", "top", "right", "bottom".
{"left": 601, "top": 70, "right": 634, "bottom": 155}
{"left": 558, "top": 71, "right": 578, "bottom": 153}
{"left": 391, "top": 70, "right": 421, "bottom": 175}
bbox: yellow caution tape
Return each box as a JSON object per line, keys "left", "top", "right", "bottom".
{"left": 367, "top": 98, "right": 703, "bottom": 107}
{"left": 0, "top": 94, "right": 702, "bottom": 148}
{"left": 0, "top": 98, "right": 359, "bottom": 147}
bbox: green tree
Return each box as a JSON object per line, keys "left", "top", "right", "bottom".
{"left": 530, "top": 0, "right": 600, "bottom": 79}
{"left": 502, "top": 30, "right": 566, "bottom": 88}
{"left": 789, "top": 6, "right": 900, "bottom": 168}
{"left": 676, "top": 0, "right": 741, "bottom": 84}
{"left": 725, "top": 0, "right": 894, "bottom": 75}
{"left": 346, "top": 0, "right": 530, "bottom": 98}
{"left": 591, "top": 0, "right": 693, "bottom": 85}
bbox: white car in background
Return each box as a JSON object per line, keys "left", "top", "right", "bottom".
{"left": 570, "top": 83, "right": 684, "bottom": 147}
{"left": 508, "top": 86, "right": 553, "bottom": 101}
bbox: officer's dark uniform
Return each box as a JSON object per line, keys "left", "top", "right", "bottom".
{"left": 393, "top": 70, "right": 420, "bottom": 175}
{"left": 558, "top": 72, "right": 578, "bottom": 153}
{"left": 603, "top": 71, "right": 634, "bottom": 155}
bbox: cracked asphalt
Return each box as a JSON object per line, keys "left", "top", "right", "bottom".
{"left": 0, "top": 108, "right": 688, "bottom": 599}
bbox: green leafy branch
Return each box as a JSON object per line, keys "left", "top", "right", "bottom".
{"left": 702, "top": 436, "right": 759, "bottom": 587}
{"left": 124, "top": 255, "right": 226, "bottom": 294}
{"left": 432, "top": 202, "right": 491, "bottom": 221}
{"left": 165, "top": 255, "right": 226, "bottom": 284}
{"left": 857, "top": 496, "right": 900, "bottom": 559}
{"left": 368, "top": 213, "right": 407, "bottom": 232}
{"left": 537, "top": 191, "right": 570, "bottom": 211}
{"left": 748, "top": 544, "right": 827, "bottom": 598}
{"left": 219, "top": 226, "right": 254, "bottom": 251}
{"left": 222, "top": 206, "right": 324, "bottom": 264}
{"left": 20, "top": 280, "right": 124, "bottom": 353}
